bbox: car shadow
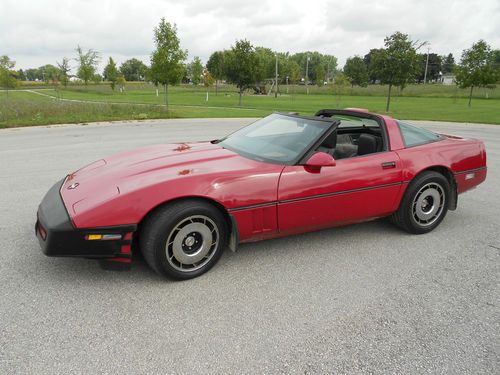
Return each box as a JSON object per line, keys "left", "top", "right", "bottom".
{"left": 224, "top": 217, "right": 401, "bottom": 259}
{"left": 27, "top": 240, "right": 167, "bottom": 284}
{"left": 24, "top": 216, "right": 447, "bottom": 284}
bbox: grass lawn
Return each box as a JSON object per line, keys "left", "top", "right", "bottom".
{"left": 0, "top": 91, "right": 269, "bottom": 128}
{"left": 1, "top": 83, "right": 499, "bottom": 128}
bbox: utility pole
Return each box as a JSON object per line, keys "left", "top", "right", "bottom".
{"left": 305, "top": 54, "right": 310, "bottom": 95}
{"left": 275, "top": 53, "right": 278, "bottom": 98}
{"left": 423, "top": 46, "right": 430, "bottom": 84}
{"left": 327, "top": 59, "right": 330, "bottom": 83}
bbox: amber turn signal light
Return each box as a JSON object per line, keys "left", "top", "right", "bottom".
{"left": 85, "top": 234, "right": 122, "bottom": 241}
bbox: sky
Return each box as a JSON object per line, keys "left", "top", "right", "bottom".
{"left": 1, "top": 0, "right": 499, "bottom": 72}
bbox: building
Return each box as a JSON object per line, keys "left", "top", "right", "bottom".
{"left": 441, "top": 74, "right": 455, "bottom": 85}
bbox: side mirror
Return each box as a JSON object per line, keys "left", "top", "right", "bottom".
{"left": 304, "top": 152, "right": 336, "bottom": 172}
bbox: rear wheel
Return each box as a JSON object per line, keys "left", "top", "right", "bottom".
{"left": 391, "top": 171, "right": 450, "bottom": 234}
{"left": 140, "top": 200, "right": 227, "bottom": 280}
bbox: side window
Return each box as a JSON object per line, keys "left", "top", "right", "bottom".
{"left": 398, "top": 121, "right": 441, "bottom": 147}
{"left": 316, "top": 115, "right": 385, "bottom": 159}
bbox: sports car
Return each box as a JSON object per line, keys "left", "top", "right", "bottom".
{"left": 36, "top": 109, "right": 487, "bottom": 279}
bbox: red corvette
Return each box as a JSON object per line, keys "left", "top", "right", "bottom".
{"left": 36, "top": 109, "right": 487, "bottom": 279}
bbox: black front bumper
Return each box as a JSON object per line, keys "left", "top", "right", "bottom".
{"left": 36, "top": 178, "right": 136, "bottom": 258}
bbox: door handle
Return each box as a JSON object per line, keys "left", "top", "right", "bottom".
{"left": 381, "top": 161, "right": 396, "bottom": 169}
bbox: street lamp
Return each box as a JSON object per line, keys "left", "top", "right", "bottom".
{"left": 423, "top": 45, "right": 431, "bottom": 84}
{"left": 275, "top": 53, "right": 278, "bottom": 98}
{"left": 305, "top": 54, "right": 310, "bottom": 95}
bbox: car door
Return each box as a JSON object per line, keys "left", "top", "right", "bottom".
{"left": 277, "top": 152, "right": 403, "bottom": 235}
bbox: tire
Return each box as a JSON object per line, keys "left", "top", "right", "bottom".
{"left": 391, "top": 171, "right": 450, "bottom": 234}
{"left": 140, "top": 200, "right": 227, "bottom": 280}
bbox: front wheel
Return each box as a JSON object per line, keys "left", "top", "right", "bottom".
{"left": 140, "top": 200, "right": 227, "bottom": 280}
{"left": 391, "top": 171, "right": 450, "bottom": 234}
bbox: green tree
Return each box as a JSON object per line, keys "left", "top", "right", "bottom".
{"left": 289, "top": 52, "right": 337, "bottom": 82}
{"left": 224, "top": 39, "right": 261, "bottom": 105}
{"left": 332, "top": 72, "right": 351, "bottom": 106}
{"left": 92, "top": 73, "right": 102, "bottom": 84}
{"left": 120, "top": 58, "right": 147, "bottom": 81}
{"left": 206, "top": 51, "right": 225, "bottom": 95}
{"left": 42, "top": 65, "right": 61, "bottom": 91}
{"left": 75, "top": 45, "right": 100, "bottom": 85}
{"left": 416, "top": 53, "right": 441, "bottom": 83}
{"left": 17, "top": 69, "right": 26, "bottom": 81}
{"left": 255, "top": 47, "right": 280, "bottom": 94}
{"left": 370, "top": 32, "right": 422, "bottom": 112}
{"left": 275, "top": 53, "right": 300, "bottom": 88}
{"left": 364, "top": 48, "right": 385, "bottom": 83}
{"left": 0, "top": 55, "right": 19, "bottom": 95}
{"left": 38, "top": 64, "right": 60, "bottom": 84}
{"left": 288, "top": 60, "right": 301, "bottom": 82}
{"left": 180, "top": 63, "right": 189, "bottom": 83}
{"left": 255, "top": 47, "right": 275, "bottom": 80}
{"left": 25, "top": 68, "right": 40, "bottom": 81}
{"left": 455, "top": 40, "right": 498, "bottom": 107}
{"left": 189, "top": 56, "right": 203, "bottom": 84}
{"left": 343, "top": 56, "right": 369, "bottom": 87}
{"left": 442, "top": 53, "right": 455, "bottom": 74}
{"left": 493, "top": 49, "right": 500, "bottom": 66}
{"left": 315, "top": 65, "right": 326, "bottom": 86}
{"left": 57, "top": 58, "right": 71, "bottom": 87}
{"left": 103, "top": 57, "right": 119, "bottom": 90}
{"left": 202, "top": 68, "right": 214, "bottom": 101}
{"left": 150, "top": 18, "right": 188, "bottom": 109}
{"left": 117, "top": 74, "right": 126, "bottom": 92}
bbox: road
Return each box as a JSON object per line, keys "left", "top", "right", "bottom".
{"left": 1, "top": 118, "right": 499, "bottom": 374}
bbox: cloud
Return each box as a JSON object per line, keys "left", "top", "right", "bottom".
{"left": 0, "top": 0, "right": 498, "bottom": 72}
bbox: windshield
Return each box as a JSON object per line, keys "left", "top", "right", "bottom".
{"left": 219, "top": 113, "right": 333, "bottom": 164}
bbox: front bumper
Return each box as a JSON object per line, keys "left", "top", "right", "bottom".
{"left": 36, "top": 178, "right": 136, "bottom": 258}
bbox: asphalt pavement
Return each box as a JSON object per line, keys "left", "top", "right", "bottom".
{"left": 0, "top": 118, "right": 499, "bottom": 374}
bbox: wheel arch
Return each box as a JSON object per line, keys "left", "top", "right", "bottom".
{"left": 137, "top": 196, "right": 239, "bottom": 251}
{"left": 410, "top": 165, "right": 458, "bottom": 210}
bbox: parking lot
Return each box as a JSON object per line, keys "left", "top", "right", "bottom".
{"left": 0, "top": 118, "right": 498, "bottom": 374}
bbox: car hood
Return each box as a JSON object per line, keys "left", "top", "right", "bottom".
{"left": 60, "top": 141, "right": 281, "bottom": 220}
{"left": 68, "top": 141, "right": 238, "bottom": 185}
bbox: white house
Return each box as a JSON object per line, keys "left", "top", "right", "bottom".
{"left": 441, "top": 74, "right": 455, "bottom": 85}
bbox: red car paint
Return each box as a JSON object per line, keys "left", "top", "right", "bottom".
{"left": 59, "top": 111, "right": 487, "bottom": 244}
